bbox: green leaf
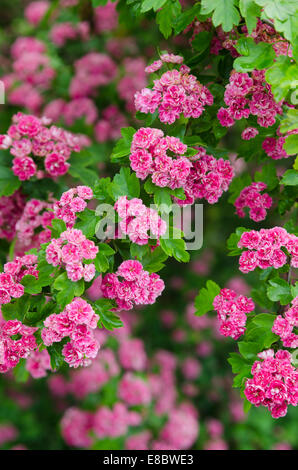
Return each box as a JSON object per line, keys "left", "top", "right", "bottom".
{"left": 254, "top": 0, "right": 297, "bottom": 22}
{"left": 94, "top": 251, "right": 109, "bottom": 273}
{"left": 160, "top": 236, "right": 189, "bottom": 262}
{"left": 267, "top": 278, "right": 292, "bottom": 305}
{"left": 173, "top": 3, "right": 202, "bottom": 34}
{"left": 48, "top": 341, "right": 67, "bottom": 370}
{"left": 153, "top": 187, "right": 173, "bottom": 212}
{"left": 238, "top": 341, "right": 260, "bottom": 361}
{"left": 227, "top": 227, "right": 248, "bottom": 256}
{"left": 50, "top": 218, "right": 67, "bottom": 238}
{"left": 228, "top": 352, "right": 252, "bottom": 389}
{"left": 75, "top": 208, "right": 99, "bottom": 238}
{"left": 243, "top": 398, "right": 252, "bottom": 413}
{"left": 283, "top": 135, "right": 298, "bottom": 156}
{"left": 194, "top": 280, "right": 220, "bottom": 316}
{"left": 252, "top": 313, "right": 276, "bottom": 329}
{"left": 228, "top": 173, "right": 252, "bottom": 204}
{"left": 140, "top": 0, "right": 167, "bottom": 13}
{"left": 0, "top": 166, "right": 21, "bottom": 197}
{"left": 201, "top": 0, "right": 240, "bottom": 32}
{"left": 111, "top": 167, "right": 140, "bottom": 200}
{"left": 251, "top": 285, "right": 274, "bottom": 311}
{"left": 234, "top": 37, "right": 275, "bottom": 72}
{"left": 111, "top": 127, "right": 135, "bottom": 161}
{"left": 93, "top": 177, "right": 113, "bottom": 202}
{"left": 280, "top": 108, "right": 298, "bottom": 133}
{"left": 68, "top": 165, "right": 98, "bottom": 186}
{"left": 254, "top": 162, "right": 279, "bottom": 191}
{"left": 94, "top": 298, "right": 123, "bottom": 330}
{"left": 280, "top": 169, "right": 298, "bottom": 186}
{"left": 53, "top": 273, "right": 85, "bottom": 309}
{"left": 239, "top": 0, "right": 262, "bottom": 33}
{"left": 141, "top": 246, "right": 168, "bottom": 272}
{"left": 156, "top": 0, "right": 181, "bottom": 38}
{"left": 265, "top": 56, "right": 298, "bottom": 101}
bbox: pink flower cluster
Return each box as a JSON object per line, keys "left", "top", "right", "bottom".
{"left": 130, "top": 127, "right": 191, "bottom": 188}
{"left": 0, "top": 254, "right": 38, "bottom": 305}
{"left": 117, "top": 57, "right": 147, "bottom": 112}
{"left": 46, "top": 228, "right": 98, "bottom": 282}
{"left": 3, "top": 37, "right": 55, "bottom": 112}
{"left": 0, "top": 191, "right": 25, "bottom": 241}
{"left": 0, "top": 113, "right": 88, "bottom": 181}
{"left": 61, "top": 403, "right": 140, "bottom": 447}
{"left": 213, "top": 288, "right": 254, "bottom": 339}
{"left": 174, "top": 147, "right": 234, "bottom": 205}
{"left": 244, "top": 349, "right": 298, "bottom": 418}
{"left": 0, "top": 319, "right": 38, "bottom": 373}
{"left": 238, "top": 227, "right": 298, "bottom": 273}
{"left": 50, "top": 22, "right": 90, "bottom": 47}
{"left": 241, "top": 127, "right": 259, "bottom": 140}
{"left": 55, "top": 327, "right": 200, "bottom": 449}
{"left": 272, "top": 298, "right": 298, "bottom": 349}
{"left": 101, "top": 260, "right": 165, "bottom": 311}
{"left": 114, "top": 196, "right": 166, "bottom": 245}
{"left": 159, "top": 406, "right": 199, "bottom": 450}
{"left": 217, "top": 70, "right": 283, "bottom": 128}
{"left": 130, "top": 129, "right": 234, "bottom": 205}
{"left": 234, "top": 182, "right": 272, "bottom": 222}
{"left": 70, "top": 52, "right": 117, "bottom": 99}
{"left": 15, "top": 198, "right": 55, "bottom": 252}
{"left": 41, "top": 297, "right": 100, "bottom": 368}
{"left": 26, "top": 349, "right": 51, "bottom": 379}
{"left": 118, "top": 372, "right": 151, "bottom": 405}
{"left": 94, "top": 2, "right": 118, "bottom": 34}
{"left": 135, "top": 54, "right": 213, "bottom": 124}
{"left": 53, "top": 186, "right": 93, "bottom": 228}
{"left": 95, "top": 105, "right": 128, "bottom": 143}
{"left": 24, "top": 1, "right": 49, "bottom": 25}
{"left": 262, "top": 129, "right": 298, "bottom": 160}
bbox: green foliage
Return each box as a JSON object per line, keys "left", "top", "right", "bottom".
{"left": 194, "top": 280, "right": 220, "bottom": 316}
{"left": 234, "top": 37, "right": 275, "bottom": 72}
{"left": 200, "top": 0, "right": 240, "bottom": 32}
{"left": 0, "top": 165, "right": 21, "bottom": 197}
{"left": 239, "top": 0, "right": 262, "bottom": 33}
{"left": 265, "top": 56, "right": 298, "bottom": 101}
{"left": 53, "top": 272, "right": 85, "bottom": 309}
{"left": 111, "top": 167, "right": 140, "bottom": 200}
{"left": 281, "top": 169, "right": 298, "bottom": 185}
{"left": 267, "top": 278, "right": 293, "bottom": 305}
{"left": 111, "top": 127, "right": 135, "bottom": 161}
{"left": 156, "top": 0, "right": 181, "bottom": 38}
{"left": 93, "top": 298, "right": 123, "bottom": 330}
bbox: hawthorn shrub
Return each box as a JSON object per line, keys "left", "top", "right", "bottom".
{"left": 0, "top": 0, "right": 297, "bottom": 450}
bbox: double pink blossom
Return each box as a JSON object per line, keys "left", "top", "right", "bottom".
{"left": 235, "top": 182, "right": 272, "bottom": 222}
{"left": 101, "top": 260, "right": 165, "bottom": 311}
{"left": 46, "top": 228, "right": 98, "bottom": 282}
{"left": 213, "top": 288, "right": 254, "bottom": 339}
{"left": 135, "top": 54, "right": 213, "bottom": 124}
{"left": 244, "top": 349, "right": 298, "bottom": 418}
{"left": 238, "top": 227, "right": 298, "bottom": 273}
{"left": 41, "top": 297, "right": 100, "bottom": 368}
{"left": 114, "top": 196, "right": 166, "bottom": 245}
